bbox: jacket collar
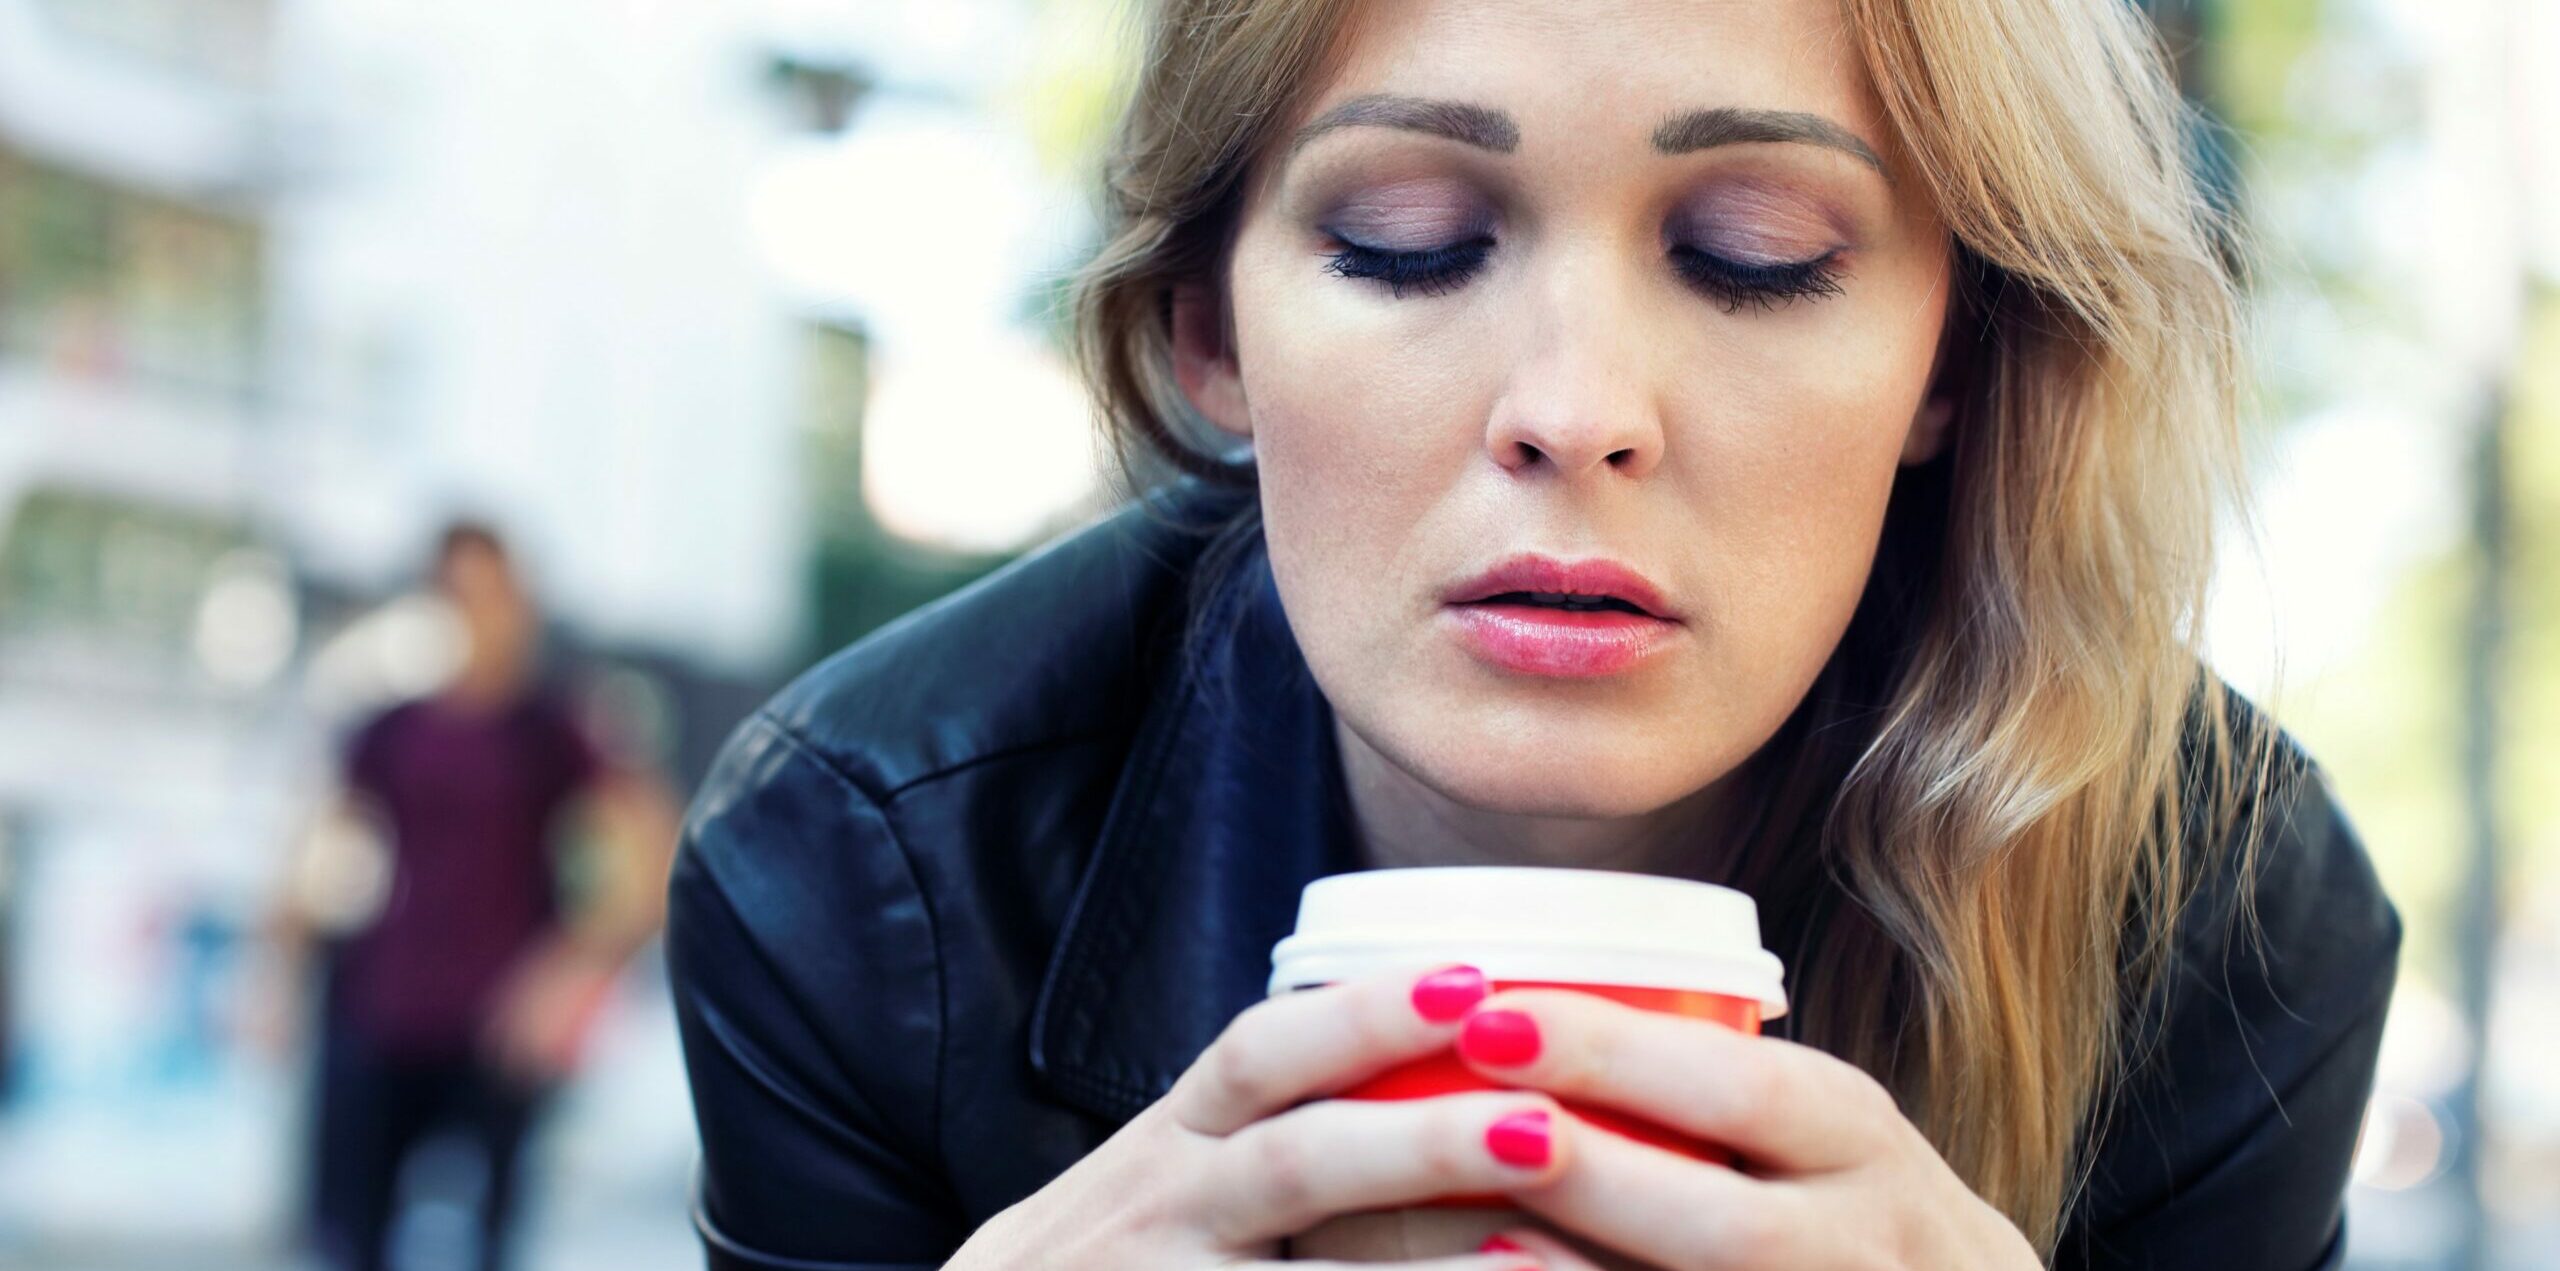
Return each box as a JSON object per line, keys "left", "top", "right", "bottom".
{"left": 1028, "top": 538, "right": 1362, "bottom": 1124}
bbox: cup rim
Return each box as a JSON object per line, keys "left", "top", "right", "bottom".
{"left": 1267, "top": 939, "right": 1789, "bottom": 1015}
{"left": 1267, "top": 866, "right": 1791, "bottom": 1015}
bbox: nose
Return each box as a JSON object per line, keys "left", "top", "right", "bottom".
{"left": 1483, "top": 270, "right": 1667, "bottom": 481}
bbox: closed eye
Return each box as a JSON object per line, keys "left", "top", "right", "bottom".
{"left": 1323, "top": 236, "right": 1844, "bottom": 311}
{"left": 1668, "top": 245, "right": 1844, "bottom": 312}
{"left": 1321, "top": 235, "right": 1494, "bottom": 298}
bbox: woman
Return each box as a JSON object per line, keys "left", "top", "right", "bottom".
{"left": 668, "top": 0, "right": 2401, "bottom": 1267}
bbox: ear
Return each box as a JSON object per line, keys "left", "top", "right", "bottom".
{"left": 1168, "top": 282, "right": 1251, "bottom": 441}
{"left": 1900, "top": 392, "right": 1955, "bottom": 466}
{"left": 1900, "top": 299, "right": 1967, "bottom": 466}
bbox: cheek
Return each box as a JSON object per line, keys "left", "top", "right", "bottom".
{"left": 1721, "top": 266, "right": 1942, "bottom": 497}
{"left": 1699, "top": 356, "right": 1910, "bottom": 553}
{"left": 1244, "top": 280, "right": 1486, "bottom": 463}
{"left": 1230, "top": 263, "right": 1490, "bottom": 626}
{"left": 1667, "top": 305, "right": 1941, "bottom": 662}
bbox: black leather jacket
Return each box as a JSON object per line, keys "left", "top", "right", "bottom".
{"left": 667, "top": 488, "right": 2400, "bottom": 1271}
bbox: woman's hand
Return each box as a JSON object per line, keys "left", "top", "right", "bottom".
{"left": 947, "top": 965, "right": 1559, "bottom": 1271}
{"left": 1453, "top": 989, "right": 2043, "bottom": 1271}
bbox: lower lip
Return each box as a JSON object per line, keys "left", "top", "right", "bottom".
{"left": 1444, "top": 603, "right": 1678, "bottom": 678}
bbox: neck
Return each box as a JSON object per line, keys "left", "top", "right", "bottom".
{"left": 1332, "top": 713, "right": 1748, "bottom": 881}
{"left": 443, "top": 653, "right": 529, "bottom": 712}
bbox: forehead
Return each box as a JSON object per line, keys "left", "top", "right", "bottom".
{"left": 1307, "top": 0, "right": 1880, "bottom": 155}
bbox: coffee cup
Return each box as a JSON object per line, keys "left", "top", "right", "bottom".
{"left": 1267, "top": 865, "right": 1788, "bottom": 1209}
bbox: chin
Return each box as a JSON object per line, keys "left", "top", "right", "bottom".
{"left": 1392, "top": 717, "right": 1711, "bottom": 821}
{"left": 1434, "top": 764, "right": 1692, "bottom": 821}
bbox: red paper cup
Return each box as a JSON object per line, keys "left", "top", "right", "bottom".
{"left": 1268, "top": 867, "right": 1788, "bottom": 1209}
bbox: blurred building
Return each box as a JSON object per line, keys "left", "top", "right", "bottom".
{"left": 0, "top": 1, "right": 307, "bottom": 1259}
{"left": 0, "top": 0, "right": 290, "bottom": 1099}
{"left": 0, "top": 0, "right": 1006, "bottom": 1263}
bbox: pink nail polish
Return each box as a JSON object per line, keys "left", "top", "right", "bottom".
{"left": 1486, "top": 1110, "right": 1552, "bottom": 1168}
{"left": 1411, "top": 965, "right": 1488, "bottom": 1022}
{"left": 1459, "top": 1008, "right": 1542, "bottom": 1066}
{"left": 1479, "top": 1235, "right": 1526, "bottom": 1253}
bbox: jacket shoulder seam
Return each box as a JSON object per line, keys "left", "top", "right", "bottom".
{"left": 755, "top": 707, "right": 1127, "bottom": 803}
{"left": 742, "top": 710, "right": 953, "bottom": 1186}
{"left": 877, "top": 726, "right": 1126, "bottom": 801}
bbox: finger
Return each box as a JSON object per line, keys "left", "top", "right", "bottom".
{"left": 1172, "top": 963, "right": 1490, "bottom": 1136}
{"left": 1510, "top": 1111, "right": 1851, "bottom": 1271}
{"left": 1200, "top": 1091, "right": 1571, "bottom": 1246}
{"left": 1456, "top": 989, "right": 1902, "bottom": 1173}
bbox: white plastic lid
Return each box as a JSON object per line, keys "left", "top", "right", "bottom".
{"left": 1266, "top": 866, "right": 1788, "bottom": 1017}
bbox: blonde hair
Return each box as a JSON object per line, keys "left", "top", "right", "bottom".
{"left": 1071, "top": 0, "right": 2277, "bottom": 1252}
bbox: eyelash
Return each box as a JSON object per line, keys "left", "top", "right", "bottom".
{"left": 1322, "top": 236, "right": 1845, "bottom": 312}
{"left": 1321, "top": 236, "right": 1493, "bottom": 299}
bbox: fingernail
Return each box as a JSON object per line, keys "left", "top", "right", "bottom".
{"left": 1459, "top": 1008, "right": 1541, "bottom": 1066}
{"left": 1479, "top": 1235, "right": 1527, "bottom": 1253}
{"left": 1485, "top": 1110, "right": 1552, "bottom": 1169}
{"left": 1411, "top": 965, "right": 1488, "bottom": 1022}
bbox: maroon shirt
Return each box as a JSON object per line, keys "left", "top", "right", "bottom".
{"left": 337, "top": 692, "right": 601, "bottom": 1060}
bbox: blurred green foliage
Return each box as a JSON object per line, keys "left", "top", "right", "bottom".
{"left": 797, "top": 319, "right": 1009, "bottom": 662}
{"left": 2204, "top": 0, "right": 2555, "bottom": 988}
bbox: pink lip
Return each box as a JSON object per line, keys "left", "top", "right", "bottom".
{"left": 1443, "top": 555, "right": 1676, "bottom": 618}
{"left": 1440, "top": 554, "right": 1681, "bottom": 678}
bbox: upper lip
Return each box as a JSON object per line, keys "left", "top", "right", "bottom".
{"left": 1443, "top": 554, "right": 1679, "bottom": 621}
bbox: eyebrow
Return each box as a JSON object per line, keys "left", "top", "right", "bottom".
{"left": 1290, "top": 94, "right": 1519, "bottom": 155}
{"left": 1287, "top": 93, "right": 1888, "bottom": 181}
{"left": 1652, "top": 106, "right": 1887, "bottom": 177}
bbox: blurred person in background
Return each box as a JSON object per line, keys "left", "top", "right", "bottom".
{"left": 267, "top": 521, "right": 681, "bottom": 1271}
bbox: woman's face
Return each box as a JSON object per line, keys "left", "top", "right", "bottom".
{"left": 1174, "top": 0, "right": 1954, "bottom": 823}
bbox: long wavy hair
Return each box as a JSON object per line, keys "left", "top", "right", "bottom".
{"left": 1069, "top": 0, "right": 2280, "bottom": 1253}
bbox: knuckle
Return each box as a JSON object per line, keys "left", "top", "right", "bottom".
{"left": 1181, "top": 1153, "right": 1250, "bottom": 1248}
{"left": 1831, "top": 1054, "right": 1894, "bottom": 1109}
{"left": 1212, "top": 996, "right": 1283, "bottom": 1054}
{"left": 1532, "top": 1010, "right": 1593, "bottom": 1088}
{"left": 1200, "top": 1028, "right": 1276, "bottom": 1117}
{"left": 1862, "top": 1230, "right": 1914, "bottom": 1271}
{"left": 1830, "top": 1059, "right": 1904, "bottom": 1145}
{"left": 1719, "top": 1055, "right": 1789, "bottom": 1141}
{"left": 1416, "top": 1101, "right": 1483, "bottom": 1181}
{"left": 1343, "top": 986, "right": 1410, "bottom": 1056}
{"left": 1879, "top": 1206, "right": 1923, "bottom": 1266}
{"left": 1247, "top": 1123, "right": 1318, "bottom": 1215}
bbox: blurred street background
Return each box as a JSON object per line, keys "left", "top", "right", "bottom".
{"left": 0, "top": 0, "right": 2553, "bottom": 1268}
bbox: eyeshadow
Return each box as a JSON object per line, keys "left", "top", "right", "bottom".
{"left": 1321, "top": 178, "right": 1496, "bottom": 246}
{"left": 1669, "top": 179, "right": 1854, "bottom": 264}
